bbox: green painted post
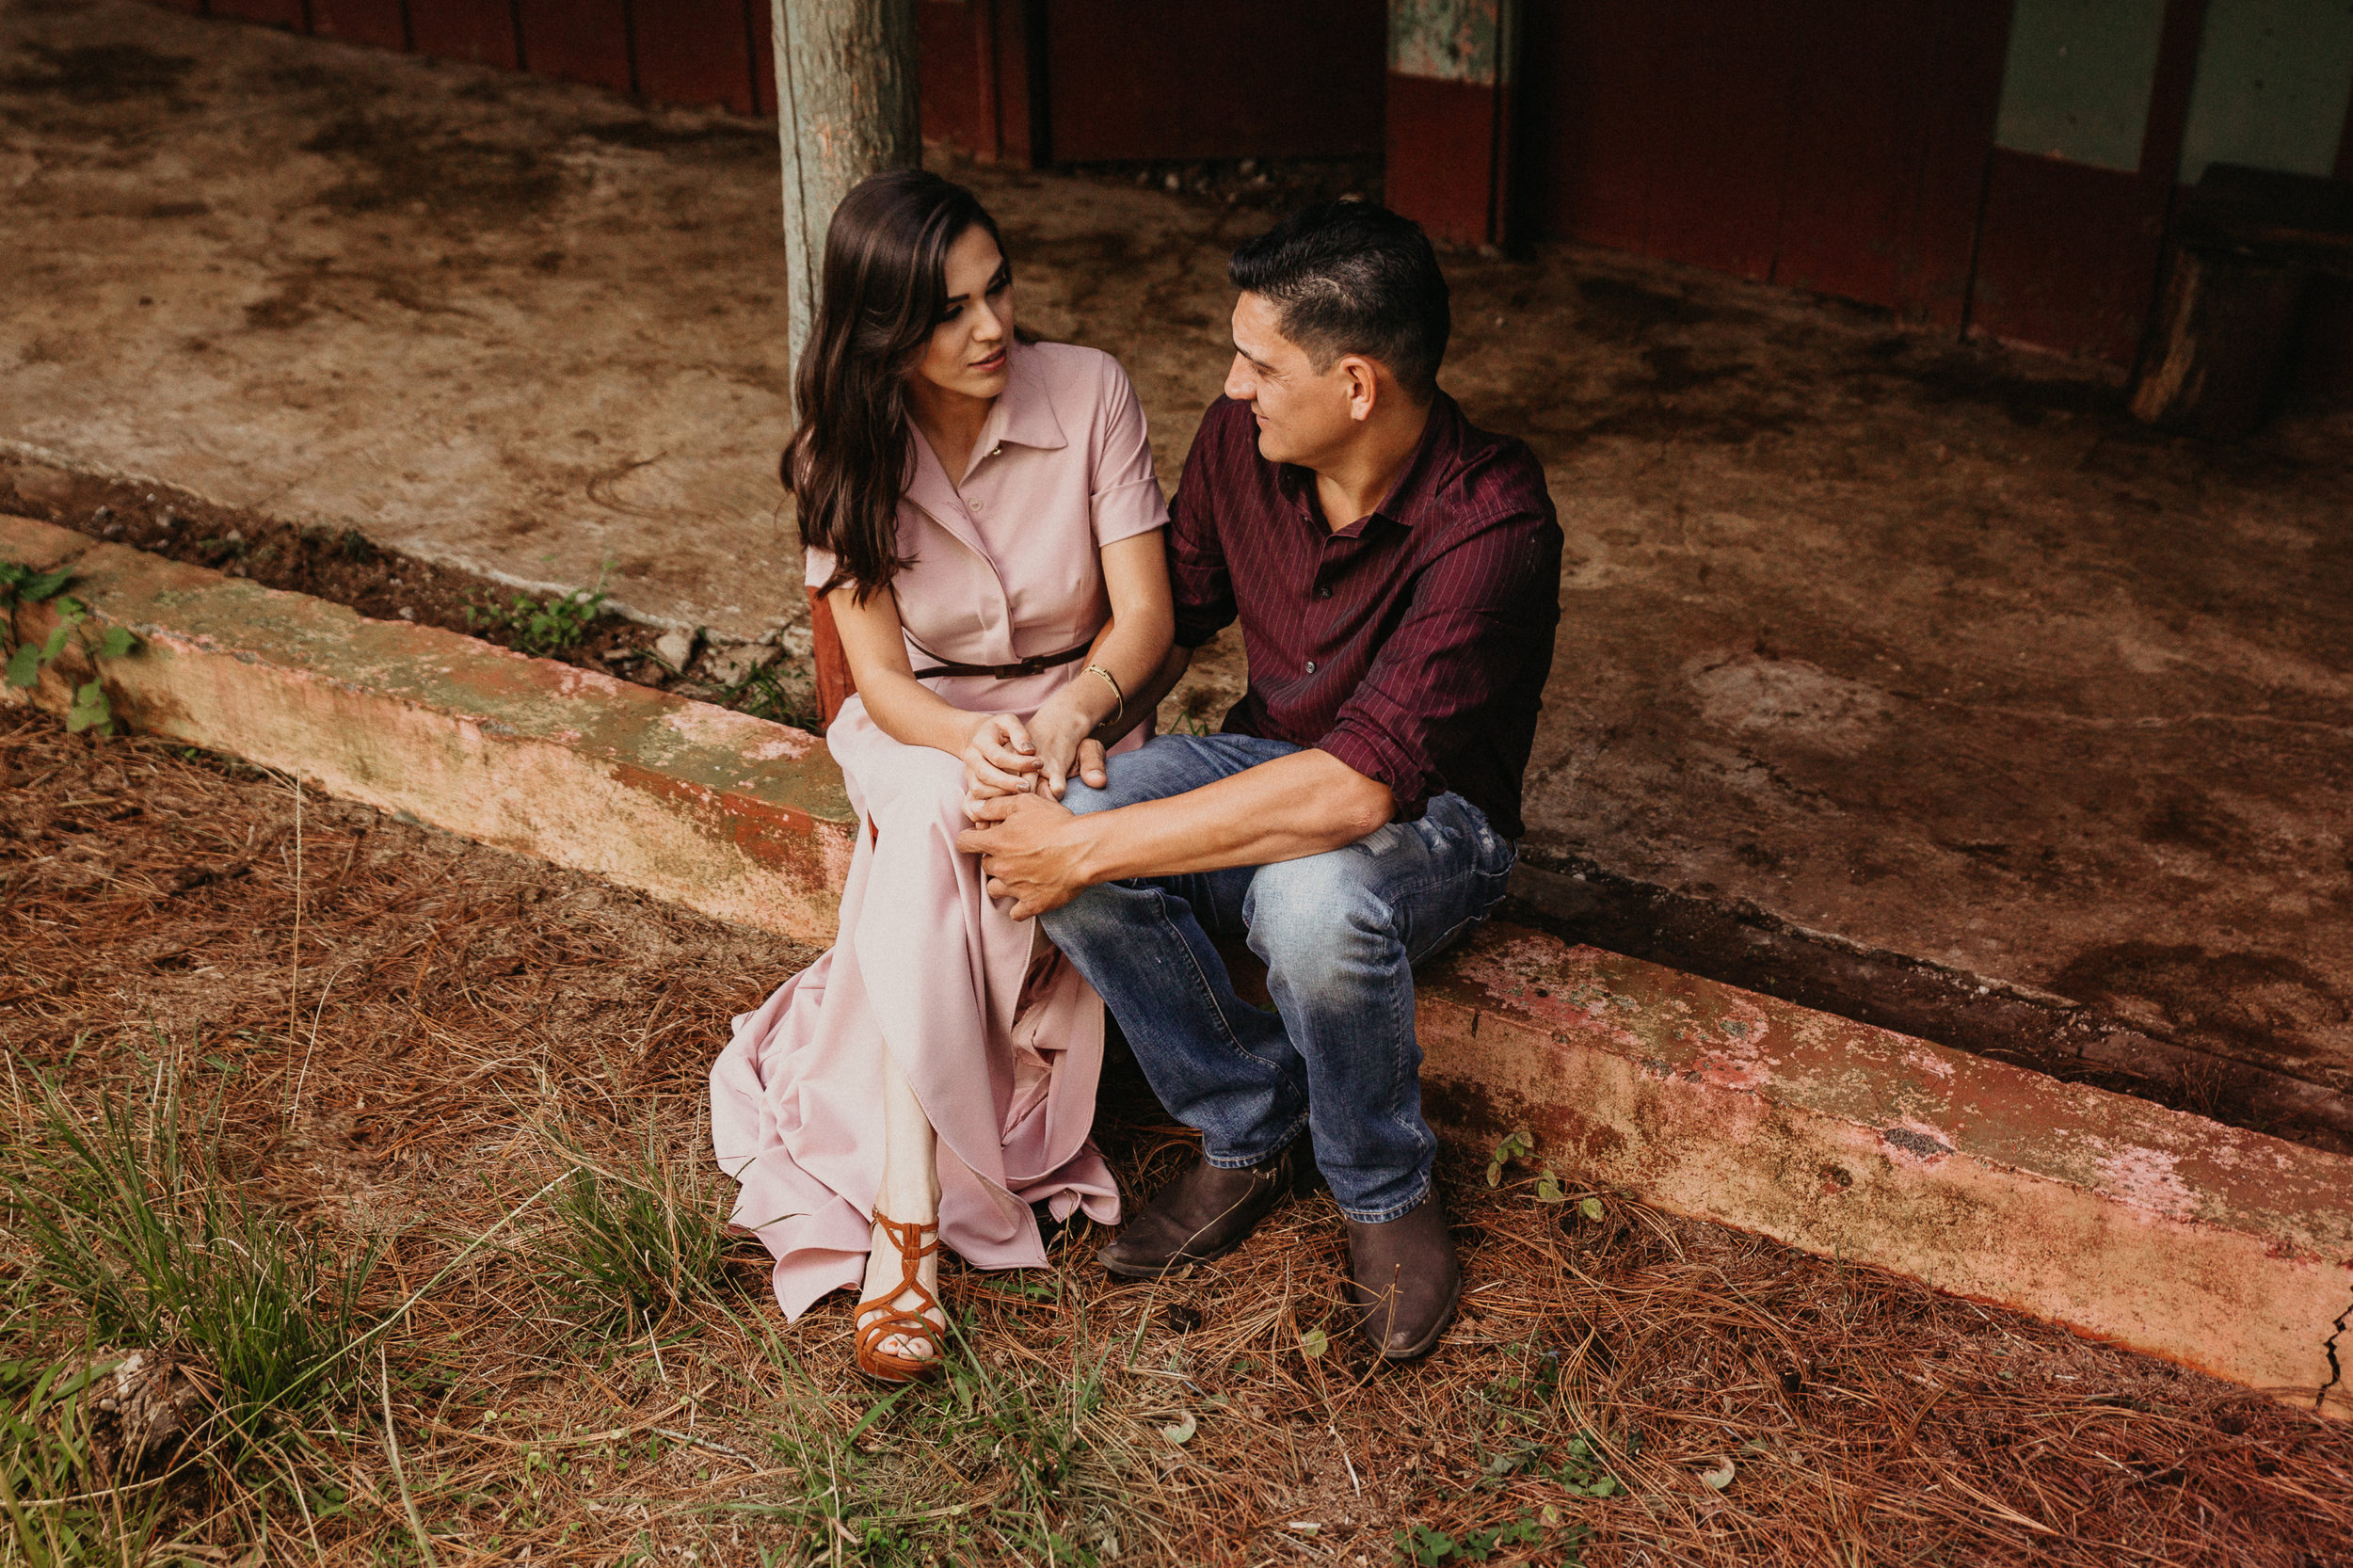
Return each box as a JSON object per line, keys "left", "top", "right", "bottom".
{"left": 771, "top": 0, "right": 920, "bottom": 418}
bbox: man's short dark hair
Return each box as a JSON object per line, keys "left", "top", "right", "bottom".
{"left": 1229, "top": 200, "right": 1450, "bottom": 401}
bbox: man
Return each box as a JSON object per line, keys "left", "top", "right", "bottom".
{"left": 959, "top": 200, "right": 1561, "bottom": 1359}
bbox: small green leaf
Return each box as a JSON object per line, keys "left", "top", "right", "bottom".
{"left": 97, "top": 625, "right": 135, "bottom": 660}
{"left": 1699, "top": 1457, "right": 1736, "bottom": 1491}
{"left": 5, "top": 644, "right": 39, "bottom": 688}
{"left": 39, "top": 623, "right": 71, "bottom": 662}
{"left": 1160, "top": 1410, "right": 1196, "bottom": 1445}
{"left": 1577, "top": 1196, "right": 1606, "bottom": 1222}
{"left": 1299, "top": 1326, "right": 1328, "bottom": 1359}
{"left": 65, "top": 680, "right": 111, "bottom": 734}
{"left": 1485, "top": 1160, "right": 1504, "bottom": 1188}
{"left": 21, "top": 567, "right": 72, "bottom": 602}
{"left": 1534, "top": 1171, "right": 1567, "bottom": 1204}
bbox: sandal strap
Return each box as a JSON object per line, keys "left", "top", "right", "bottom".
{"left": 873, "top": 1212, "right": 940, "bottom": 1264}
{"left": 856, "top": 1210, "right": 944, "bottom": 1365}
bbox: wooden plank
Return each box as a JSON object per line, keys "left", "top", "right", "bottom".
{"left": 208, "top": 0, "right": 309, "bottom": 27}
{"left": 1385, "top": 72, "right": 1502, "bottom": 247}
{"left": 1517, "top": 0, "right": 1657, "bottom": 252}
{"left": 1042, "top": 0, "right": 1384, "bottom": 162}
{"left": 1777, "top": 0, "right": 1926, "bottom": 308}
{"left": 408, "top": 0, "right": 518, "bottom": 69}
{"left": 1970, "top": 150, "right": 2167, "bottom": 361}
{"left": 517, "top": 0, "right": 633, "bottom": 96}
{"left": 1966, "top": 0, "right": 2208, "bottom": 360}
{"left": 310, "top": 0, "right": 408, "bottom": 50}
{"left": 633, "top": 0, "right": 758, "bottom": 113}
{"left": 919, "top": 0, "right": 982, "bottom": 152}
{"left": 1905, "top": 0, "right": 2013, "bottom": 328}
{"left": 752, "top": 0, "right": 775, "bottom": 115}
{"left": 1639, "top": 0, "right": 1793, "bottom": 281}
{"left": 1773, "top": 0, "right": 2009, "bottom": 325}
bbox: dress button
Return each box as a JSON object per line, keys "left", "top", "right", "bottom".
{"left": 1317, "top": 586, "right": 1332, "bottom": 600}
{"left": 1305, "top": 660, "right": 1318, "bottom": 674}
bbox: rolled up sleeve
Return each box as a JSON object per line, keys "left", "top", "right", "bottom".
{"left": 1089, "top": 358, "right": 1171, "bottom": 547}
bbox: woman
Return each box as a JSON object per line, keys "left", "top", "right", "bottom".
{"left": 710, "top": 170, "right": 1174, "bottom": 1382}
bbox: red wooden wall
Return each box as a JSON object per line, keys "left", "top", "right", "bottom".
{"left": 1517, "top": 0, "right": 2011, "bottom": 331}
{"left": 1967, "top": 0, "right": 2207, "bottom": 363}
{"left": 1035, "top": 0, "right": 1385, "bottom": 164}
{"left": 137, "top": 0, "right": 2353, "bottom": 393}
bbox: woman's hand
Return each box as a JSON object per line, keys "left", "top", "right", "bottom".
{"left": 962, "top": 713, "right": 1042, "bottom": 800}
{"left": 1022, "top": 688, "right": 1112, "bottom": 799}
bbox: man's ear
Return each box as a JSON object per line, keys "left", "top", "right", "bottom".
{"left": 1339, "top": 355, "right": 1381, "bottom": 423}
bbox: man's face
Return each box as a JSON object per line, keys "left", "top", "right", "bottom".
{"left": 1224, "top": 292, "right": 1355, "bottom": 468}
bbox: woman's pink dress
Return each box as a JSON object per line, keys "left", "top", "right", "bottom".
{"left": 710, "top": 341, "right": 1169, "bottom": 1321}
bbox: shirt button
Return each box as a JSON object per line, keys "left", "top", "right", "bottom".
{"left": 1305, "top": 660, "right": 1318, "bottom": 674}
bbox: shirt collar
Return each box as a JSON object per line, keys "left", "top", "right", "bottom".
{"left": 1273, "top": 392, "right": 1460, "bottom": 532}
{"left": 1369, "top": 392, "right": 1459, "bottom": 530}
{"left": 964, "top": 339, "right": 1066, "bottom": 480}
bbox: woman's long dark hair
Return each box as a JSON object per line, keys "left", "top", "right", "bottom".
{"left": 784, "top": 169, "right": 1002, "bottom": 603}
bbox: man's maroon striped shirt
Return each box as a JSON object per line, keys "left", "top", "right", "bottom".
{"left": 1167, "top": 393, "right": 1562, "bottom": 840}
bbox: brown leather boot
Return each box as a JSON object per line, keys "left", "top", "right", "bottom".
{"left": 1343, "top": 1195, "right": 1462, "bottom": 1360}
{"left": 1097, "top": 1146, "right": 1294, "bottom": 1279}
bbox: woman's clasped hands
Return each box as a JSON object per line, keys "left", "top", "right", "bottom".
{"left": 960, "top": 689, "right": 1109, "bottom": 820}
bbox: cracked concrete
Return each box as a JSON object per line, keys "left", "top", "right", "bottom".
{"left": 5, "top": 0, "right": 2351, "bottom": 1117}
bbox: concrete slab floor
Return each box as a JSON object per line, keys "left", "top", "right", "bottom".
{"left": 5, "top": 2, "right": 2350, "bottom": 1106}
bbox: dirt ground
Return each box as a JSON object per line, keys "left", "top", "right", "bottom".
{"left": 3, "top": 7, "right": 2349, "bottom": 1119}
{"left": 5, "top": 709, "right": 2351, "bottom": 1567}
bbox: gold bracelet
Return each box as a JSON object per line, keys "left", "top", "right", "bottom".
{"left": 1083, "top": 663, "right": 1125, "bottom": 726}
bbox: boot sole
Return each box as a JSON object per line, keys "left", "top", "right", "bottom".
{"left": 1096, "top": 1226, "right": 1255, "bottom": 1280}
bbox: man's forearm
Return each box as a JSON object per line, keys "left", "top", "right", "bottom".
{"left": 1072, "top": 748, "right": 1393, "bottom": 883}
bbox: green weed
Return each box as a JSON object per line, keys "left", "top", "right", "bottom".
{"left": 535, "top": 1127, "right": 736, "bottom": 1334}
{"left": 463, "top": 567, "right": 609, "bottom": 659}
{"left": 3, "top": 1051, "right": 384, "bottom": 1439}
{"left": 713, "top": 660, "right": 822, "bottom": 734}
{"left": 0, "top": 562, "right": 139, "bottom": 734}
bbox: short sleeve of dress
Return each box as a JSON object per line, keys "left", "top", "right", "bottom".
{"left": 1090, "top": 356, "right": 1170, "bottom": 548}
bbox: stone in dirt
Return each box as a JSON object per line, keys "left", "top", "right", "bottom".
{"left": 652, "top": 629, "right": 697, "bottom": 672}
{"left": 700, "top": 642, "right": 779, "bottom": 687}
{"left": 46, "top": 1349, "right": 211, "bottom": 1478}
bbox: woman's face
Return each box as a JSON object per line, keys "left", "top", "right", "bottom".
{"left": 909, "top": 223, "right": 1015, "bottom": 403}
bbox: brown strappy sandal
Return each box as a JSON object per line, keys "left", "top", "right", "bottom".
{"left": 855, "top": 1213, "right": 945, "bottom": 1384}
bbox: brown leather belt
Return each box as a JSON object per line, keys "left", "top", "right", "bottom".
{"left": 908, "top": 637, "right": 1094, "bottom": 681}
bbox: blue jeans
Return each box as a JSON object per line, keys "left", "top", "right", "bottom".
{"left": 1040, "top": 734, "right": 1516, "bottom": 1223}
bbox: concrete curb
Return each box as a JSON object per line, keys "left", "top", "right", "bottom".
{"left": 1, "top": 516, "right": 854, "bottom": 940}
{"left": 6, "top": 513, "right": 2347, "bottom": 1415}
{"left": 1419, "top": 931, "right": 2352, "bottom": 1416}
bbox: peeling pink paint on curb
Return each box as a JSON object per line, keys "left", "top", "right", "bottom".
{"left": 1, "top": 515, "right": 855, "bottom": 942}
{"left": 7, "top": 512, "right": 2348, "bottom": 1416}
{"left": 1422, "top": 931, "right": 2353, "bottom": 1417}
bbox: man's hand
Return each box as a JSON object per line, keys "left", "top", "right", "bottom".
{"left": 956, "top": 793, "right": 1088, "bottom": 920}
